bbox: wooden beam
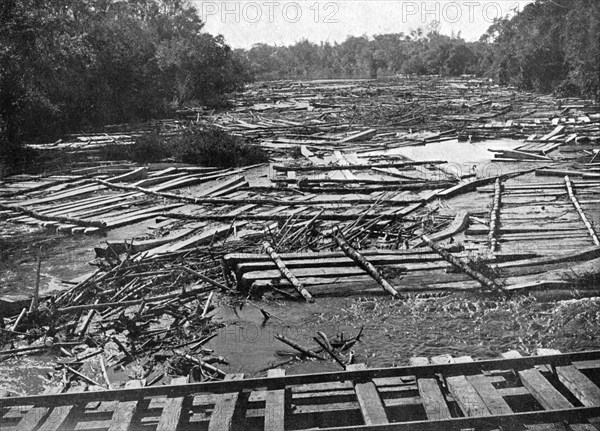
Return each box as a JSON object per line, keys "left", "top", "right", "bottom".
{"left": 208, "top": 374, "right": 244, "bottom": 431}
{"left": 156, "top": 377, "right": 188, "bottom": 431}
{"left": 410, "top": 357, "right": 451, "bottom": 421}
{"left": 347, "top": 364, "right": 389, "bottom": 425}
{"left": 264, "top": 369, "right": 286, "bottom": 431}
{"left": 107, "top": 380, "right": 144, "bottom": 431}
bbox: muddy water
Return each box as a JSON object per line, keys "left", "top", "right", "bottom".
{"left": 207, "top": 295, "right": 600, "bottom": 377}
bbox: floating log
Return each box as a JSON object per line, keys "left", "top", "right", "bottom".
{"left": 422, "top": 235, "right": 505, "bottom": 294}
{"left": 273, "top": 160, "right": 446, "bottom": 172}
{"left": 332, "top": 229, "right": 400, "bottom": 298}
{"left": 263, "top": 241, "right": 313, "bottom": 302}
{"left": 106, "top": 167, "right": 147, "bottom": 183}
{"left": 564, "top": 175, "right": 600, "bottom": 245}
{"left": 488, "top": 179, "right": 502, "bottom": 252}
{"left": 0, "top": 202, "right": 107, "bottom": 228}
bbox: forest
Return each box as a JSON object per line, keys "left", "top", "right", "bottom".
{"left": 240, "top": 0, "right": 599, "bottom": 98}
{"left": 1, "top": 0, "right": 599, "bottom": 172}
{"left": 0, "top": 0, "right": 251, "bottom": 168}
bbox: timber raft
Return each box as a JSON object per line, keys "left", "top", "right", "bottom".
{"left": 1, "top": 350, "right": 599, "bottom": 430}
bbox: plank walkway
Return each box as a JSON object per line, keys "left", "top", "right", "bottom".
{"left": 1, "top": 350, "right": 599, "bottom": 430}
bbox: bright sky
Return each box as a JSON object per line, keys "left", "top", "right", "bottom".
{"left": 191, "top": 0, "right": 534, "bottom": 48}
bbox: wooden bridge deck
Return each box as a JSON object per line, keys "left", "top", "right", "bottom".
{"left": 1, "top": 350, "right": 599, "bottom": 430}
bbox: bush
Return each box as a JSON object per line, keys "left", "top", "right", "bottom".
{"left": 171, "top": 126, "right": 267, "bottom": 168}
{"left": 107, "top": 126, "right": 269, "bottom": 168}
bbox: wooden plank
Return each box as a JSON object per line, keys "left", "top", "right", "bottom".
{"left": 556, "top": 365, "right": 600, "bottom": 407}
{"left": 156, "top": 377, "right": 188, "bottom": 431}
{"left": 208, "top": 373, "right": 244, "bottom": 431}
{"left": 410, "top": 357, "right": 451, "bottom": 421}
{"left": 340, "top": 128, "right": 377, "bottom": 143}
{"left": 14, "top": 386, "right": 63, "bottom": 430}
{"left": 347, "top": 364, "right": 389, "bottom": 425}
{"left": 107, "top": 380, "right": 143, "bottom": 431}
{"left": 466, "top": 374, "right": 513, "bottom": 415}
{"left": 264, "top": 369, "right": 286, "bottom": 431}
{"left": 38, "top": 386, "right": 86, "bottom": 431}
{"left": 432, "top": 356, "right": 491, "bottom": 417}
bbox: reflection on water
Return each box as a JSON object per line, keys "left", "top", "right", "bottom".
{"left": 391, "top": 139, "right": 522, "bottom": 164}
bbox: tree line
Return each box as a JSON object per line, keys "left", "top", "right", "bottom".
{"left": 239, "top": 0, "right": 599, "bottom": 99}
{"left": 1, "top": 0, "right": 598, "bottom": 173}
{"left": 0, "top": 0, "right": 250, "bottom": 170}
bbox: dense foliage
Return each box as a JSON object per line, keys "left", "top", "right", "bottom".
{"left": 103, "top": 126, "right": 268, "bottom": 168}
{"left": 238, "top": 25, "right": 491, "bottom": 81}
{"left": 484, "top": 0, "right": 600, "bottom": 98}
{"left": 240, "top": 0, "right": 599, "bottom": 100}
{"left": 0, "top": 0, "right": 250, "bottom": 171}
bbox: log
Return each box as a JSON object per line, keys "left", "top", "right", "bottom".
{"left": 0, "top": 202, "right": 106, "bottom": 228}
{"left": 422, "top": 235, "right": 505, "bottom": 294}
{"left": 273, "top": 160, "right": 446, "bottom": 172}
{"left": 98, "top": 178, "right": 423, "bottom": 207}
{"left": 106, "top": 167, "right": 147, "bottom": 183}
{"left": 488, "top": 179, "right": 501, "bottom": 252}
{"left": 263, "top": 241, "right": 313, "bottom": 302}
{"left": 274, "top": 334, "right": 324, "bottom": 360}
{"left": 162, "top": 211, "right": 403, "bottom": 223}
{"left": 29, "top": 246, "right": 42, "bottom": 313}
{"left": 565, "top": 176, "right": 600, "bottom": 246}
{"left": 178, "top": 266, "right": 234, "bottom": 293}
{"left": 313, "top": 337, "right": 346, "bottom": 369}
{"left": 332, "top": 229, "right": 400, "bottom": 298}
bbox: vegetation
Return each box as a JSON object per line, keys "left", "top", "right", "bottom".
{"left": 483, "top": 0, "right": 600, "bottom": 98}
{"left": 104, "top": 126, "right": 268, "bottom": 168}
{"left": 0, "top": 0, "right": 250, "bottom": 173}
{"left": 240, "top": 0, "right": 599, "bottom": 100}
{"left": 238, "top": 24, "right": 491, "bottom": 81}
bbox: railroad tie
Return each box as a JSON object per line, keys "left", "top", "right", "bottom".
{"left": 347, "top": 363, "right": 389, "bottom": 425}
{"left": 208, "top": 373, "right": 245, "bottom": 431}
{"left": 409, "top": 356, "right": 452, "bottom": 421}
{"left": 156, "top": 377, "right": 188, "bottom": 431}
{"left": 265, "top": 369, "right": 286, "bottom": 431}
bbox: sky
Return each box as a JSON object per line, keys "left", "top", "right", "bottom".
{"left": 191, "top": 0, "right": 535, "bottom": 49}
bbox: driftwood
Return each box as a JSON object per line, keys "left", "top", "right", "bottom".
{"left": 274, "top": 334, "right": 324, "bottom": 360}
{"left": 313, "top": 337, "right": 346, "bottom": 369}
{"left": 58, "top": 285, "right": 211, "bottom": 314}
{"left": 332, "top": 228, "right": 400, "bottom": 298}
{"left": 564, "top": 175, "right": 600, "bottom": 245}
{"left": 263, "top": 241, "right": 314, "bottom": 302}
{"left": 178, "top": 266, "right": 233, "bottom": 293}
